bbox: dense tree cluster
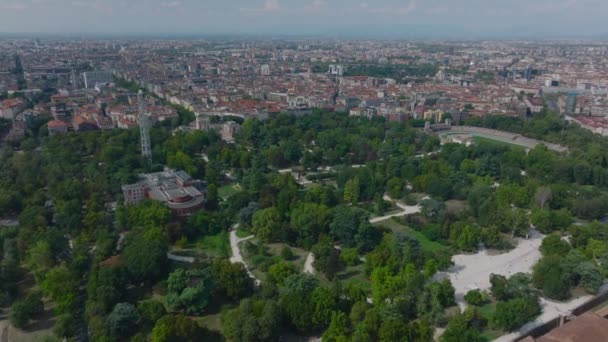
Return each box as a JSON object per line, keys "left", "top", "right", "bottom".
{"left": 3, "top": 107, "right": 608, "bottom": 341}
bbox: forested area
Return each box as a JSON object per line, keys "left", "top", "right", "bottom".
{"left": 1, "top": 109, "right": 608, "bottom": 341}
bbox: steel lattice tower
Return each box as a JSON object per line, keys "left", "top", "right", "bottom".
{"left": 137, "top": 90, "right": 152, "bottom": 160}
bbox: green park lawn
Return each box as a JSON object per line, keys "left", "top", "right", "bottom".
{"left": 473, "top": 135, "right": 527, "bottom": 150}
{"left": 218, "top": 183, "right": 242, "bottom": 199}
{"left": 373, "top": 218, "right": 448, "bottom": 253}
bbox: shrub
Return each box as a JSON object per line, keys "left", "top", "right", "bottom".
{"left": 464, "top": 289, "right": 487, "bottom": 306}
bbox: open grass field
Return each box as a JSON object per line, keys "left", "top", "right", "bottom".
{"left": 373, "top": 218, "right": 448, "bottom": 253}
{"left": 218, "top": 183, "right": 242, "bottom": 199}
{"left": 473, "top": 135, "right": 527, "bottom": 150}
{"left": 241, "top": 240, "right": 309, "bottom": 282}
{"left": 196, "top": 231, "right": 231, "bottom": 258}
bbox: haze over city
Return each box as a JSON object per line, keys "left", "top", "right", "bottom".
{"left": 0, "top": 0, "right": 607, "bottom": 38}
{"left": 3, "top": 1, "right": 608, "bottom": 342}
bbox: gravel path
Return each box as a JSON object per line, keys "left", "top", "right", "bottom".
{"left": 229, "top": 226, "right": 261, "bottom": 285}
{"left": 369, "top": 194, "right": 425, "bottom": 223}
{"left": 303, "top": 253, "right": 315, "bottom": 274}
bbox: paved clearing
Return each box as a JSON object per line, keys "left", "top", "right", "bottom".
{"left": 435, "top": 231, "right": 544, "bottom": 309}
{"left": 435, "top": 230, "right": 598, "bottom": 341}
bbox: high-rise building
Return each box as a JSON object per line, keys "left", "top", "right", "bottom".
{"left": 137, "top": 90, "right": 152, "bottom": 159}
{"left": 261, "top": 64, "right": 270, "bottom": 76}
{"left": 566, "top": 92, "right": 577, "bottom": 113}
{"left": 336, "top": 65, "right": 344, "bottom": 76}
{"left": 83, "top": 71, "right": 113, "bottom": 89}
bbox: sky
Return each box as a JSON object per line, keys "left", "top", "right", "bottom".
{"left": 0, "top": 0, "right": 606, "bottom": 38}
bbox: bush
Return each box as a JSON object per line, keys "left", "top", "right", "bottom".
{"left": 340, "top": 248, "right": 359, "bottom": 266}
{"left": 9, "top": 291, "right": 44, "bottom": 328}
{"left": 107, "top": 303, "right": 141, "bottom": 337}
{"left": 464, "top": 289, "right": 487, "bottom": 306}
{"left": 540, "top": 235, "right": 571, "bottom": 257}
{"left": 493, "top": 296, "right": 541, "bottom": 331}
{"left": 138, "top": 300, "right": 166, "bottom": 325}
{"left": 280, "top": 247, "right": 294, "bottom": 260}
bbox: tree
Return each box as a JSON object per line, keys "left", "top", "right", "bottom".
{"left": 441, "top": 308, "right": 485, "bottom": 342}
{"left": 126, "top": 201, "right": 172, "bottom": 230}
{"left": 290, "top": 202, "right": 332, "bottom": 247}
{"left": 268, "top": 262, "right": 296, "bottom": 285}
{"left": 87, "top": 264, "right": 128, "bottom": 315}
{"left": 490, "top": 273, "right": 533, "bottom": 301}
{"left": 496, "top": 183, "right": 529, "bottom": 208}
{"left": 330, "top": 206, "right": 379, "bottom": 252}
{"left": 238, "top": 202, "right": 259, "bottom": 227}
{"left": 464, "top": 289, "right": 486, "bottom": 306}
{"left": 323, "top": 311, "right": 351, "bottom": 342}
{"left": 252, "top": 207, "right": 282, "bottom": 242}
{"left": 107, "top": 303, "right": 140, "bottom": 337}
{"left": 456, "top": 225, "right": 480, "bottom": 252}
{"left": 151, "top": 315, "right": 206, "bottom": 342}
{"left": 311, "top": 286, "right": 338, "bottom": 330}
{"left": 312, "top": 236, "right": 343, "bottom": 280}
{"left": 344, "top": 177, "right": 360, "bottom": 204}
{"left": 535, "top": 186, "right": 552, "bottom": 209}
{"left": 122, "top": 227, "right": 169, "bottom": 283}
{"left": 222, "top": 299, "right": 282, "bottom": 342}
{"left": 578, "top": 261, "right": 603, "bottom": 294}
{"left": 493, "top": 296, "right": 541, "bottom": 331}
{"left": 340, "top": 248, "right": 359, "bottom": 266}
{"left": 532, "top": 256, "right": 571, "bottom": 300}
{"left": 138, "top": 300, "right": 166, "bottom": 326}
{"left": 531, "top": 209, "right": 554, "bottom": 233}
{"left": 206, "top": 184, "right": 219, "bottom": 211}
{"left": 41, "top": 264, "right": 79, "bottom": 315}
{"left": 166, "top": 268, "right": 213, "bottom": 315}
{"left": 387, "top": 177, "right": 404, "bottom": 199}
{"left": 26, "top": 240, "right": 54, "bottom": 282}
{"left": 279, "top": 274, "right": 319, "bottom": 332}
{"left": 540, "top": 235, "right": 571, "bottom": 257}
{"left": 211, "top": 259, "right": 253, "bottom": 300}
{"left": 9, "top": 292, "right": 44, "bottom": 328}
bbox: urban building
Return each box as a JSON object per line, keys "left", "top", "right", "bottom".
{"left": 83, "top": 71, "right": 114, "bottom": 89}
{"left": 122, "top": 168, "right": 206, "bottom": 217}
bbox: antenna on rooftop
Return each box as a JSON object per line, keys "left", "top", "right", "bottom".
{"left": 71, "top": 68, "right": 77, "bottom": 91}
{"left": 138, "top": 90, "right": 152, "bottom": 161}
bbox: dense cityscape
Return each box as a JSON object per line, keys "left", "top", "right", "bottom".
{"left": 1, "top": 15, "right": 608, "bottom": 342}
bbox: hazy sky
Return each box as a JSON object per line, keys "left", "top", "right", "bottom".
{"left": 0, "top": 0, "right": 606, "bottom": 37}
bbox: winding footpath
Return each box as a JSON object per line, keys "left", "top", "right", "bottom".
{"left": 369, "top": 194, "right": 426, "bottom": 223}
{"left": 229, "top": 225, "right": 261, "bottom": 286}
{"left": 303, "top": 253, "right": 315, "bottom": 275}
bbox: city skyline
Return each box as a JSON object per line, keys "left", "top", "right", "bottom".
{"left": 0, "top": 0, "right": 607, "bottom": 38}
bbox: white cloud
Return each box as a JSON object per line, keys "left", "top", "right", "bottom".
{"left": 305, "top": 0, "right": 328, "bottom": 12}
{"left": 70, "top": 1, "right": 88, "bottom": 7}
{"left": 240, "top": 0, "right": 281, "bottom": 14}
{"left": 264, "top": 0, "right": 280, "bottom": 11}
{"left": 367, "top": 0, "right": 417, "bottom": 16}
{"left": 1, "top": 3, "right": 28, "bottom": 10}
{"left": 529, "top": 0, "right": 579, "bottom": 13}
{"left": 425, "top": 6, "right": 448, "bottom": 15}
{"left": 161, "top": 1, "right": 182, "bottom": 8}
